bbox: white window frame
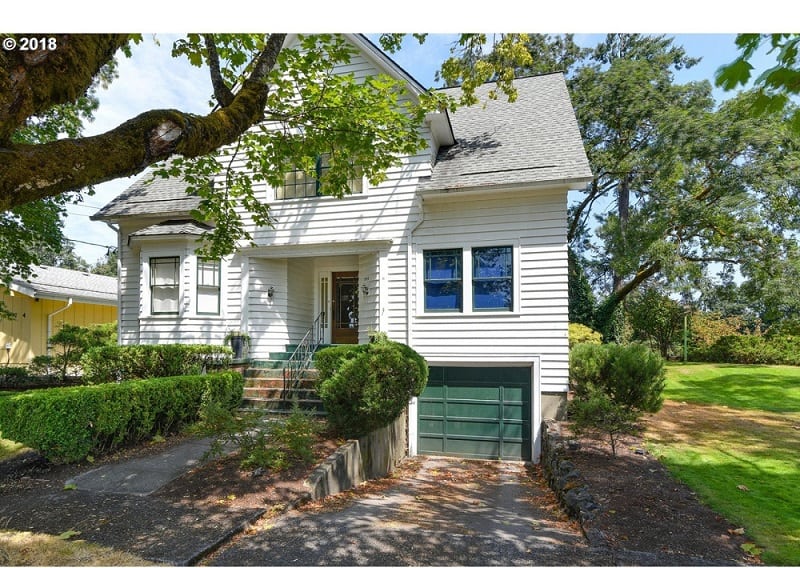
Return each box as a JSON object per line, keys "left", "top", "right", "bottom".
{"left": 416, "top": 240, "right": 521, "bottom": 317}
{"left": 196, "top": 259, "right": 222, "bottom": 315}
{"left": 148, "top": 255, "right": 181, "bottom": 316}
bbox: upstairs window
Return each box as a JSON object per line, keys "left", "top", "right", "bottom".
{"left": 150, "top": 256, "right": 180, "bottom": 315}
{"left": 472, "top": 246, "right": 513, "bottom": 311}
{"left": 423, "top": 249, "right": 462, "bottom": 311}
{"left": 278, "top": 154, "right": 363, "bottom": 200}
{"left": 197, "top": 260, "right": 221, "bottom": 315}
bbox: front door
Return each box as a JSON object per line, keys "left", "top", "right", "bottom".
{"left": 331, "top": 271, "right": 359, "bottom": 344}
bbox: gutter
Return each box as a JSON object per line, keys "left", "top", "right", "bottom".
{"left": 47, "top": 298, "right": 73, "bottom": 355}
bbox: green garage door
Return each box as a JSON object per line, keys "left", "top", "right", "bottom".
{"left": 418, "top": 366, "right": 532, "bottom": 461}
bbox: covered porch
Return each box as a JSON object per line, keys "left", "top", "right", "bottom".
{"left": 241, "top": 240, "right": 391, "bottom": 360}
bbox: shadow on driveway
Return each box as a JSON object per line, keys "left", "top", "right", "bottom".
{"left": 210, "top": 456, "right": 613, "bottom": 566}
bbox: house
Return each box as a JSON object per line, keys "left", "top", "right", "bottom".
{"left": 92, "top": 34, "right": 592, "bottom": 462}
{"left": 0, "top": 266, "right": 118, "bottom": 365}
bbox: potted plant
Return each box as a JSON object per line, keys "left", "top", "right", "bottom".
{"left": 224, "top": 331, "right": 251, "bottom": 360}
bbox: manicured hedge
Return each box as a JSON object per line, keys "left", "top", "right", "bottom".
{"left": 0, "top": 371, "right": 243, "bottom": 463}
{"left": 315, "top": 336, "right": 428, "bottom": 438}
{"left": 692, "top": 334, "right": 800, "bottom": 366}
{"left": 0, "top": 366, "right": 34, "bottom": 389}
{"left": 81, "top": 344, "right": 233, "bottom": 383}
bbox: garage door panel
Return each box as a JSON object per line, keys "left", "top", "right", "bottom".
{"left": 502, "top": 423, "right": 524, "bottom": 439}
{"left": 418, "top": 437, "right": 444, "bottom": 454}
{"left": 446, "top": 386, "right": 501, "bottom": 401}
{"left": 445, "top": 438, "right": 501, "bottom": 459}
{"left": 502, "top": 386, "right": 525, "bottom": 402}
{"left": 445, "top": 420, "right": 501, "bottom": 438}
{"left": 503, "top": 404, "right": 524, "bottom": 421}
{"left": 418, "top": 366, "right": 532, "bottom": 461}
{"left": 418, "top": 417, "right": 444, "bottom": 435}
{"left": 446, "top": 402, "right": 501, "bottom": 420}
{"left": 419, "top": 400, "right": 444, "bottom": 416}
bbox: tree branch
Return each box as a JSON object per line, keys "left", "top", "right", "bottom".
{"left": 0, "top": 34, "right": 288, "bottom": 212}
{"left": 204, "top": 35, "right": 234, "bottom": 108}
{"left": 0, "top": 34, "right": 129, "bottom": 143}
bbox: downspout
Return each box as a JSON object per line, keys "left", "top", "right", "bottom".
{"left": 406, "top": 194, "right": 425, "bottom": 346}
{"left": 103, "top": 221, "right": 122, "bottom": 344}
{"left": 47, "top": 298, "right": 73, "bottom": 355}
{"left": 406, "top": 194, "right": 425, "bottom": 458}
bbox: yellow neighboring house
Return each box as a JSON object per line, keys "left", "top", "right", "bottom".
{"left": 1, "top": 266, "right": 118, "bottom": 365}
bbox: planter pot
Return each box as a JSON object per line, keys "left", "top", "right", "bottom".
{"left": 229, "top": 336, "right": 246, "bottom": 360}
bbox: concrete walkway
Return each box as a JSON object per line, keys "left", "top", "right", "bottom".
{"left": 0, "top": 438, "right": 262, "bottom": 566}
{"left": 210, "top": 456, "right": 613, "bottom": 566}
{"left": 65, "top": 438, "right": 215, "bottom": 496}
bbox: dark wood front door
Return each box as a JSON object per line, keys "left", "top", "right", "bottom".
{"left": 331, "top": 272, "right": 359, "bottom": 344}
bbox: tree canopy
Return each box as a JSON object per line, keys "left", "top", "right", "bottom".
{"left": 0, "top": 33, "right": 533, "bottom": 270}
{"left": 460, "top": 33, "right": 800, "bottom": 336}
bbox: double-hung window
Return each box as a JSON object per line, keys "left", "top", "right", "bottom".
{"left": 278, "top": 153, "right": 363, "bottom": 200}
{"left": 423, "top": 249, "right": 462, "bottom": 311}
{"left": 422, "top": 245, "right": 515, "bottom": 313}
{"left": 150, "top": 256, "right": 180, "bottom": 315}
{"left": 196, "top": 260, "right": 221, "bottom": 315}
{"left": 472, "top": 246, "right": 513, "bottom": 311}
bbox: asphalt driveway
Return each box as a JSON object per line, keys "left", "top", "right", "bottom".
{"left": 209, "top": 456, "right": 613, "bottom": 566}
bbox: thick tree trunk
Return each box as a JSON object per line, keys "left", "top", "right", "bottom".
{"left": 0, "top": 34, "right": 129, "bottom": 142}
{"left": 596, "top": 260, "right": 661, "bottom": 340}
{"left": 0, "top": 33, "right": 286, "bottom": 212}
{"left": 612, "top": 175, "right": 631, "bottom": 292}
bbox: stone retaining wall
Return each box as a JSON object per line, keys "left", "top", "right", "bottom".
{"left": 304, "top": 411, "right": 407, "bottom": 500}
{"left": 540, "top": 419, "right": 607, "bottom": 547}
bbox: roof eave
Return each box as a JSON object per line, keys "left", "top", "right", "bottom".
{"left": 419, "top": 175, "right": 593, "bottom": 199}
{"left": 8, "top": 284, "right": 117, "bottom": 306}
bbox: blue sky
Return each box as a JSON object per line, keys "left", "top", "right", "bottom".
{"left": 59, "top": 31, "right": 776, "bottom": 264}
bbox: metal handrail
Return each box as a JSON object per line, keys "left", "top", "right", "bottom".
{"left": 283, "top": 311, "right": 325, "bottom": 398}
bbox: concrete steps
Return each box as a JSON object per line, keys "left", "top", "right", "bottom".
{"left": 241, "top": 348, "right": 325, "bottom": 415}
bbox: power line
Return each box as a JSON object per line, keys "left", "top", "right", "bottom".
{"left": 65, "top": 237, "right": 117, "bottom": 251}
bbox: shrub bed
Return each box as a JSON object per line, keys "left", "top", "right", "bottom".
{"left": 81, "top": 344, "right": 233, "bottom": 383}
{"left": 569, "top": 343, "right": 666, "bottom": 455}
{"left": 0, "top": 371, "right": 243, "bottom": 463}
{"left": 315, "top": 335, "right": 427, "bottom": 438}
{"left": 692, "top": 334, "right": 800, "bottom": 366}
{"left": 0, "top": 366, "right": 35, "bottom": 390}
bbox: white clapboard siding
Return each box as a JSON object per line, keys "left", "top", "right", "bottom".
{"left": 248, "top": 258, "right": 290, "bottom": 354}
{"left": 410, "top": 188, "right": 571, "bottom": 393}
{"left": 286, "top": 258, "right": 314, "bottom": 343}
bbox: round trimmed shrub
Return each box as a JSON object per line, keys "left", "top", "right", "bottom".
{"left": 315, "top": 336, "right": 427, "bottom": 438}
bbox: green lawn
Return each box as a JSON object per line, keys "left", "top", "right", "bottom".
{"left": 645, "top": 363, "right": 800, "bottom": 565}
{"left": 0, "top": 436, "right": 25, "bottom": 461}
{"left": 662, "top": 362, "right": 800, "bottom": 413}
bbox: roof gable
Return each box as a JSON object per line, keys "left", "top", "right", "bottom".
{"left": 420, "top": 73, "right": 593, "bottom": 193}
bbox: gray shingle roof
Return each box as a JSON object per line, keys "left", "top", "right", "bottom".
{"left": 11, "top": 265, "right": 117, "bottom": 305}
{"left": 129, "top": 220, "right": 213, "bottom": 238}
{"left": 93, "top": 73, "right": 591, "bottom": 220}
{"left": 92, "top": 171, "right": 196, "bottom": 221}
{"left": 420, "top": 73, "right": 593, "bottom": 193}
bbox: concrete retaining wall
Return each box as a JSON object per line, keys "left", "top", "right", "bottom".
{"left": 305, "top": 411, "right": 407, "bottom": 500}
